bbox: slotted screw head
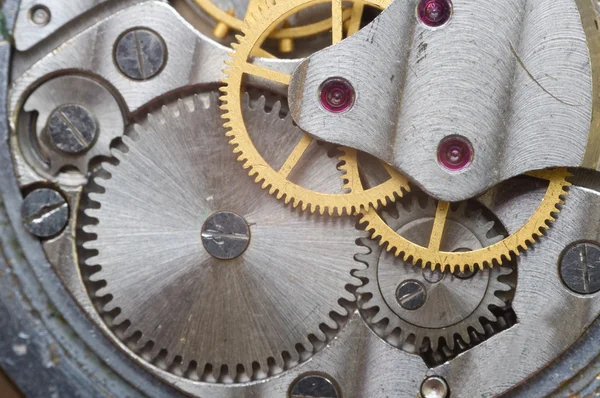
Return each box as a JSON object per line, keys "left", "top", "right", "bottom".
{"left": 21, "top": 188, "right": 69, "bottom": 239}
{"left": 396, "top": 280, "right": 427, "bottom": 310}
{"left": 201, "top": 211, "right": 250, "bottom": 260}
{"left": 560, "top": 242, "right": 600, "bottom": 295}
{"left": 47, "top": 104, "right": 98, "bottom": 154}
{"left": 115, "top": 29, "right": 166, "bottom": 80}
{"left": 290, "top": 374, "right": 339, "bottom": 398}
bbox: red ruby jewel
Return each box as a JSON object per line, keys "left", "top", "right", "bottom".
{"left": 438, "top": 136, "right": 472, "bottom": 171}
{"left": 320, "top": 78, "right": 355, "bottom": 113}
{"left": 418, "top": 0, "right": 452, "bottom": 27}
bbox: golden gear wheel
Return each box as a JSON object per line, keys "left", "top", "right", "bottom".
{"left": 220, "top": 0, "right": 408, "bottom": 216}
{"left": 193, "top": 0, "right": 358, "bottom": 42}
{"left": 340, "top": 148, "right": 572, "bottom": 273}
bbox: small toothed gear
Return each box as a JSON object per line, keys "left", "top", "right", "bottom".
{"left": 220, "top": 0, "right": 405, "bottom": 216}
{"left": 20, "top": 75, "right": 124, "bottom": 177}
{"left": 82, "top": 94, "right": 363, "bottom": 382}
{"left": 353, "top": 196, "right": 515, "bottom": 353}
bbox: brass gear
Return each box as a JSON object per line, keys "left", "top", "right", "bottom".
{"left": 341, "top": 148, "right": 572, "bottom": 272}
{"left": 193, "top": 0, "right": 356, "bottom": 41}
{"left": 221, "top": 0, "right": 407, "bottom": 216}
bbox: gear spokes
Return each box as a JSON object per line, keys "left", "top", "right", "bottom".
{"left": 352, "top": 194, "right": 516, "bottom": 357}
{"left": 343, "top": 146, "right": 571, "bottom": 272}
{"left": 82, "top": 94, "right": 362, "bottom": 382}
{"left": 220, "top": 0, "right": 408, "bottom": 216}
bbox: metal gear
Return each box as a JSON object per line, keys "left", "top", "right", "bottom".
{"left": 19, "top": 75, "right": 124, "bottom": 177}
{"left": 221, "top": 0, "right": 406, "bottom": 216}
{"left": 353, "top": 195, "right": 514, "bottom": 353}
{"left": 340, "top": 148, "right": 571, "bottom": 272}
{"left": 193, "top": 0, "right": 353, "bottom": 41}
{"left": 82, "top": 94, "right": 362, "bottom": 381}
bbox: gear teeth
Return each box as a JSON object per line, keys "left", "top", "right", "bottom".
{"left": 381, "top": 323, "right": 397, "bottom": 338}
{"left": 164, "top": 351, "right": 178, "bottom": 370}
{"left": 472, "top": 320, "right": 486, "bottom": 335}
{"left": 380, "top": 208, "right": 399, "bottom": 226}
{"left": 222, "top": 41, "right": 410, "bottom": 215}
{"left": 431, "top": 336, "right": 444, "bottom": 352}
{"left": 354, "top": 200, "right": 516, "bottom": 358}
{"left": 312, "top": 328, "right": 327, "bottom": 342}
{"left": 146, "top": 344, "right": 163, "bottom": 363}
{"left": 298, "top": 335, "right": 312, "bottom": 353}
{"left": 370, "top": 308, "right": 388, "bottom": 325}
{"left": 323, "top": 316, "right": 339, "bottom": 330}
{"left": 102, "top": 299, "right": 119, "bottom": 313}
{"left": 111, "top": 312, "right": 128, "bottom": 327}
{"left": 270, "top": 100, "right": 282, "bottom": 116}
{"left": 482, "top": 220, "right": 495, "bottom": 233}
{"left": 339, "top": 290, "right": 356, "bottom": 304}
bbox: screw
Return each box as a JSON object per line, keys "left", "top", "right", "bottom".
{"left": 396, "top": 280, "right": 427, "bottom": 310}
{"left": 201, "top": 211, "right": 250, "bottom": 260}
{"left": 30, "top": 5, "right": 51, "bottom": 26}
{"left": 560, "top": 242, "right": 600, "bottom": 295}
{"left": 115, "top": 29, "right": 166, "bottom": 81}
{"left": 46, "top": 104, "right": 98, "bottom": 154}
{"left": 290, "top": 374, "right": 339, "bottom": 398}
{"left": 423, "top": 268, "right": 445, "bottom": 283}
{"left": 421, "top": 376, "right": 449, "bottom": 398}
{"left": 21, "top": 188, "right": 69, "bottom": 239}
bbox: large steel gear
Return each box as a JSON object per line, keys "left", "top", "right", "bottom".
{"left": 220, "top": 0, "right": 408, "bottom": 216}
{"left": 340, "top": 148, "right": 571, "bottom": 272}
{"left": 353, "top": 196, "right": 514, "bottom": 353}
{"left": 82, "top": 94, "right": 362, "bottom": 381}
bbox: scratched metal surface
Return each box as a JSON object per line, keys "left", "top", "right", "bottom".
{"left": 289, "top": 0, "right": 592, "bottom": 202}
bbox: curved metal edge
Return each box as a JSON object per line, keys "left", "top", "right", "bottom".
{"left": 506, "top": 313, "right": 600, "bottom": 397}
{"left": 0, "top": 1, "right": 183, "bottom": 397}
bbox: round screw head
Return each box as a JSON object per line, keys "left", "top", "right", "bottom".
{"left": 47, "top": 104, "right": 98, "bottom": 154}
{"left": 438, "top": 135, "right": 473, "bottom": 171}
{"left": 320, "top": 77, "right": 355, "bottom": 113}
{"left": 115, "top": 29, "right": 166, "bottom": 81}
{"left": 201, "top": 211, "right": 250, "bottom": 260}
{"left": 21, "top": 188, "right": 69, "bottom": 239}
{"left": 290, "top": 374, "right": 339, "bottom": 398}
{"left": 30, "top": 5, "right": 51, "bottom": 26}
{"left": 417, "top": 0, "right": 453, "bottom": 28}
{"left": 396, "top": 280, "right": 427, "bottom": 310}
{"left": 421, "top": 376, "right": 449, "bottom": 398}
{"left": 559, "top": 242, "right": 600, "bottom": 295}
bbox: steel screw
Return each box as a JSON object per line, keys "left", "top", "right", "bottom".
{"left": 46, "top": 104, "right": 98, "bottom": 154}
{"left": 290, "top": 374, "right": 339, "bottom": 398}
{"left": 201, "top": 211, "right": 250, "bottom": 260}
{"left": 396, "top": 280, "right": 427, "bottom": 310}
{"left": 115, "top": 29, "right": 166, "bottom": 81}
{"left": 559, "top": 242, "right": 600, "bottom": 295}
{"left": 21, "top": 188, "right": 69, "bottom": 239}
{"left": 30, "top": 5, "right": 51, "bottom": 26}
{"left": 421, "top": 376, "right": 449, "bottom": 398}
